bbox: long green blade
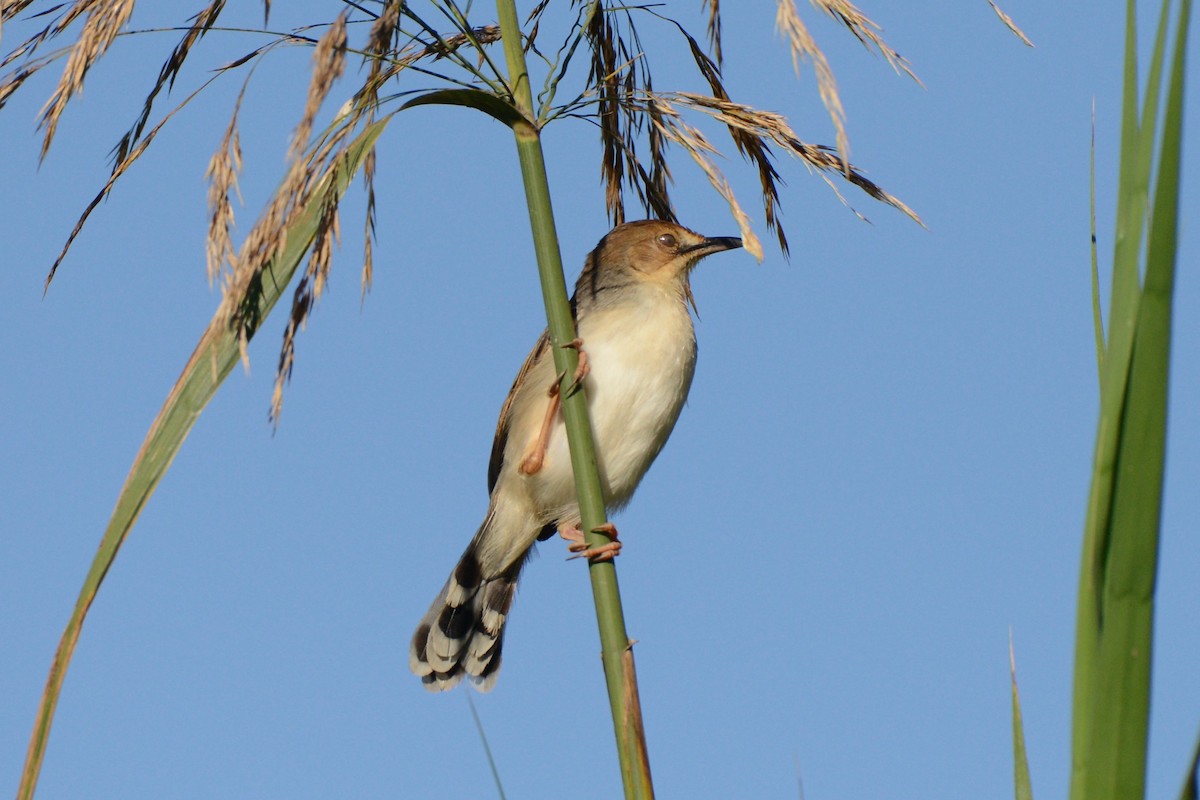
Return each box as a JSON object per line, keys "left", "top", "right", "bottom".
{"left": 401, "top": 88, "right": 523, "bottom": 127}
{"left": 1071, "top": 0, "right": 1189, "bottom": 797}
{"left": 1071, "top": 4, "right": 1150, "bottom": 772}
{"left": 17, "top": 117, "right": 390, "bottom": 800}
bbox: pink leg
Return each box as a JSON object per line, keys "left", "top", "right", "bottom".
{"left": 519, "top": 385, "right": 559, "bottom": 476}
{"left": 518, "top": 339, "right": 590, "bottom": 476}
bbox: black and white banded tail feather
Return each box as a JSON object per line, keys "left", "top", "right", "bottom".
{"left": 409, "top": 544, "right": 520, "bottom": 692}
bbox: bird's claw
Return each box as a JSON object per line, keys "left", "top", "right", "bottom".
{"left": 561, "top": 338, "right": 590, "bottom": 395}
{"left": 560, "top": 522, "right": 621, "bottom": 562}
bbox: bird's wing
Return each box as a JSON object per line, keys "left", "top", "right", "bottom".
{"left": 488, "top": 329, "right": 551, "bottom": 494}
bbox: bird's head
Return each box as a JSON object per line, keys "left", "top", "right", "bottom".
{"left": 597, "top": 220, "right": 743, "bottom": 283}
{"left": 574, "top": 220, "right": 742, "bottom": 312}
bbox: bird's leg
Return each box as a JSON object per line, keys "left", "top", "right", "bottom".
{"left": 518, "top": 339, "right": 590, "bottom": 476}
{"left": 560, "top": 522, "right": 622, "bottom": 562}
{"left": 518, "top": 383, "right": 560, "bottom": 475}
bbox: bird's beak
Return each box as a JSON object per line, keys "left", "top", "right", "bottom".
{"left": 682, "top": 236, "right": 743, "bottom": 258}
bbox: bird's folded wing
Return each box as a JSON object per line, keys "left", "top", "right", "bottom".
{"left": 488, "top": 329, "right": 551, "bottom": 494}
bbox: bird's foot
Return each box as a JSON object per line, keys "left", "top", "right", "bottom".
{"left": 560, "top": 522, "right": 622, "bottom": 562}
{"left": 561, "top": 338, "right": 590, "bottom": 394}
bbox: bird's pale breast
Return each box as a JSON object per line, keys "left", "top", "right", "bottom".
{"left": 532, "top": 285, "right": 697, "bottom": 521}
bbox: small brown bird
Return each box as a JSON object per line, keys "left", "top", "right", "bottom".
{"left": 409, "top": 220, "right": 742, "bottom": 691}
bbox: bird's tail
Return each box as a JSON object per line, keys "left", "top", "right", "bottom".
{"left": 409, "top": 535, "right": 522, "bottom": 693}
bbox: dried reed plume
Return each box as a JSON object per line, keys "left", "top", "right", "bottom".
{"left": 586, "top": 2, "right": 918, "bottom": 260}
{"left": 360, "top": 146, "right": 377, "bottom": 300}
{"left": 642, "top": 91, "right": 922, "bottom": 262}
{"left": 775, "top": 0, "right": 849, "bottom": 164}
{"left": 647, "top": 94, "right": 762, "bottom": 260}
{"left": 113, "top": 0, "right": 229, "bottom": 169}
{"left": 206, "top": 88, "right": 244, "bottom": 288}
{"left": 702, "top": 0, "right": 723, "bottom": 67}
{"left": 6, "top": 0, "right": 921, "bottom": 420}
{"left": 673, "top": 91, "right": 920, "bottom": 224}
{"left": 810, "top": 0, "right": 917, "bottom": 80}
{"left": 40, "top": 74, "right": 223, "bottom": 291}
{"left": 775, "top": 0, "right": 918, "bottom": 166}
{"left": 218, "top": 12, "right": 348, "bottom": 372}
{"left": 272, "top": 185, "right": 341, "bottom": 424}
{"left": 37, "top": 0, "right": 135, "bottom": 159}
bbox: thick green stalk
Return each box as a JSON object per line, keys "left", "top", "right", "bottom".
{"left": 494, "top": 3, "right": 654, "bottom": 798}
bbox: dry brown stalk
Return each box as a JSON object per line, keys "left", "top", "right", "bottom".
{"left": 702, "top": 0, "right": 723, "bottom": 67}
{"left": 775, "top": 1, "right": 919, "bottom": 170}
{"left": 631, "top": 89, "right": 920, "bottom": 264}
{"left": 37, "top": 0, "right": 135, "bottom": 159}
{"left": 219, "top": 12, "right": 348, "bottom": 367}
{"left": 360, "top": 146, "right": 377, "bottom": 301}
{"left": 205, "top": 89, "right": 244, "bottom": 288}
{"left": 365, "top": 0, "right": 403, "bottom": 93}
{"left": 1, "top": 0, "right": 36, "bottom": 27}
{"left": 271, "top": 184, "right": 341, "bottom": 424}
{"left": 0, "top": 62, "right": 39, "bottom": 107}
{"left": 673, "top": 91, "right": 922, "bottom": 226}
{"left": 292, "top": 11, "right": 348, "bottom": 163}
{"left": 580, "top": 2, "right": 916, "bottom": 259}
{"left": 42, "top": 75, "right": 222, "bottom": 290}
{"left": 811, "top": 0, "right": 917, "bottom": 81}
{"left": 672, "top": 26, "right": 789, "bottom": 253}
{"left": 112, "top": 0, "right": 228, "bottom": 168}
{"left": 776, "top": 0, "right": 849, "bottom": 165}
{"left": 588, "top": 5, "right": 628, "bottom": 225}
{"left": 987, "top": 0, "right": 1034, "bottom": 47}
{"left": 646, "top": 95, "right": 762, "bottom": 261}
{"left": 524, "top": 0, "right": 551, "bottom": 53}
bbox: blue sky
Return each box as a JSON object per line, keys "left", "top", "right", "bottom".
{"left": 2, "top": 2, "right": 1198, "bottom": 798}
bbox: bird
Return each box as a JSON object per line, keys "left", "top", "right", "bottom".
{"left": 409, "top": 219, "right": 742, "bottom": 692}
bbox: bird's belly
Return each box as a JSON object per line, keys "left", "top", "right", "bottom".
{"left": 534, "top": 301, "right": 696, "bottom": 518}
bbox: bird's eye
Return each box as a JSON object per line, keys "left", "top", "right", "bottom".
{"left": 656, "top": 233, "right": 678, "bottom": 250}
